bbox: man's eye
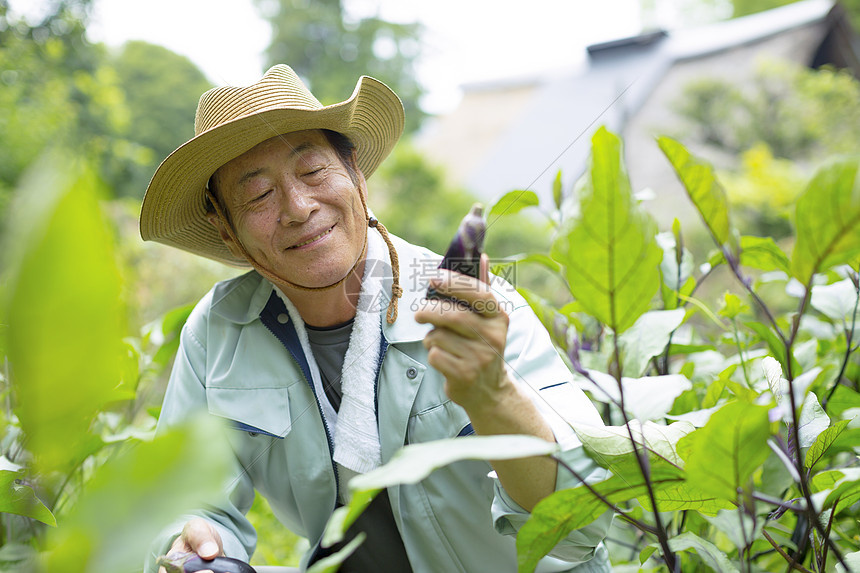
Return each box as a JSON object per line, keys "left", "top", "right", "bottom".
{"left": 303, "top": 167, "right": 324, "bottom": 177}
{"left": 252, "top": 189, "right": 273, "bottom": 202}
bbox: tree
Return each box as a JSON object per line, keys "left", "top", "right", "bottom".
{"left": 110, "top": 41, "right": 213, "bottom": 198}
{"left": 255, "top": 0, "right": 426, "bottom": 133}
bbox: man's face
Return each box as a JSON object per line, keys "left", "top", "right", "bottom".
{"left": 211, "top": 129, "right": 367, "bottom": 289}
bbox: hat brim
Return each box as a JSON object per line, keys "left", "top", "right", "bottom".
{"left": 140, "top": 75, "right": 404, "bottom": 267}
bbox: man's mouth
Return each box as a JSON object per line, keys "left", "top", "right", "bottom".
{"left": 289, "top": 226, "right": 334, "bottom": 249}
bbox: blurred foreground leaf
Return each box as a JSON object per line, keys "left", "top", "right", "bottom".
{"left": 42, "top": 415, "right": 233, "bottom": 573}
{"left": 4, "top": 155, "right": 125, "bottom": 475}
{"left": 322, "top": 435, "right": 558, "bottom": 548}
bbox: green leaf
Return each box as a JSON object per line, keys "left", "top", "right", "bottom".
{"left": 516, "top": 288, "right": 568, "bottom": 347}
{"left": 746, "top": 322, "right": 797, "bottom": 376}
{"left": 658, "top": 136, "right": 733, "bottom": 249}
{"left": 43, "top": 415, "right": 233, "bottom": 573}
{"left": 4, "top": 157, "right": 125, "bottom": 475}
{"left": 825, "top": 384, "right": 860, "bottom": 417}
{"left": 791, "top": 158, "right": 860, "bottom": 284}
{"left": 0, "top": 470, "right": 56, "bottom": 526}
{"left": 509, "top": 253, "right": 563, "bottom": 275}
{"left": 616, "top": 309, "right": 686, "bottom": 376}
{"left": 551, "top": 127, "right": 662, "bottom": 333}
{"left": 552, "top": 170, "right": 563, "bottom": 210}
{"left": 349, "top": 435, "right": 558, "bottom": 493}
{"left": 835, "top": 549, "right": 860, "bottom": 573}
{"left": 815, "top": 468, "right": 860, "bottom": 516}
{"left": 639, "top": 482, "right": 733, "bottom": 516}
{"left": 574, "top": 420, "right": 696, "bottom": 470}
{"left": 798, "top": 392, "right": 830, "bottom": 458}
{"left": 810, "top": 278, "right": 860, "bottom": 322}
{"left": 579, "top": 372, "right": 692, "bottom": 421}
{"left": 489, "top": 189, "right": 540, "bottom": 219}
{"left": 516, "top": 462, "right": 683, "bottom": 573}
{"left": 738, "top": 236, "right": 791, "bottom": 274}
{"left": 326, "top": 436, "right": 559, "bottom": 553}
{"left": 680, "top": 401, "right": 773, "bottom": 501}
{"left": 805, "top": 419, "right": 851, "bottom": 469}
{"left": 665, "top": 531, "right": 740, "bottom": 573}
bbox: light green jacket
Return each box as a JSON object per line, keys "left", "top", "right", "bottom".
{"left": 146, "top": 236, "right": 612, "bottom": 573}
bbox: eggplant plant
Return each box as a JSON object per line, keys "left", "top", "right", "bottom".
{"left": 325, "top": 127, "right": 860, "bottom": 573}
{"left": 498, "top": 127, "right": 860, "bottom": 572}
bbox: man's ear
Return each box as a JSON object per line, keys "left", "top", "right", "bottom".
{"left": 207, "top": 213, "right": 245, "bottom": 259}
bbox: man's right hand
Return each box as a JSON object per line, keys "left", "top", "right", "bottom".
{"left": 158, "top": 518, "right": 224, "bottom": 573}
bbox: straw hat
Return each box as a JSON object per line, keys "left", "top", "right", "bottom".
{"left": 139, "top": 64, "right": 405, "bottom": 266}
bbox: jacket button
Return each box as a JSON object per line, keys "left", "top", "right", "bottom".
{"left": 277, "top": 313, "right": 289, "bottom": 324}
{"left": 406, "top": 367, "right": 418, "bottom": 379}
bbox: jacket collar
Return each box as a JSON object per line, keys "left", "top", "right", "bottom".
{"left": 207, "top": 236, "right": 433, "bottom": 344}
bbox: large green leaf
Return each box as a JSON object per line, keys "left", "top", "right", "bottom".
{"left": 324, "top": 436, "right": 559, "bottom": 548}
{"left": 551, "top": 127, "right": 662, "bottom": 334}
{"left": 4, "top": 158, "right": 125, "bottom": 475}
{"left": 351, "top": 435, "right": 558, "bottom": 492}
{"left": 574, "top": 420, "right": 695, "bottom": 470}
{"left": 516, "top": 461, "right": 683, "bottom": 573}
{"left": 43, "top": 415, "right": 233, "bottom": 573}
{"left": 791, "top": 158, "right": 860, "bottom": 284}
{"left": 0, "top": 470, "right": 56, "bottom": 526}
{"left": 680, "top": 401, "right": 773, "bottom": 502}
{"left": 658, "top": 136, "right": 733, "bottom": 249}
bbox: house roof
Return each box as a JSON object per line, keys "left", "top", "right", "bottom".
{"left": 417, "top": 0, "right": 854, "bottom": 205}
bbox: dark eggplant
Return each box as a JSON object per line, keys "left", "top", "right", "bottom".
{"left": 156, "top": 552, "right": 257, "bottom": 573}
{"left": 427, "top": 203, "right": 486, "bottom": 300}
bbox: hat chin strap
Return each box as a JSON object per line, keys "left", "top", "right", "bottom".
{"left": 205, "top": 188, "right": 403, "bottom": 324}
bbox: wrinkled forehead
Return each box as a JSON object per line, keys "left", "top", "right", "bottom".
{"left": 209, "top": 129, "right": 332, "bottom": 190}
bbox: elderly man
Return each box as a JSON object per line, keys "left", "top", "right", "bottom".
{"left": 142, "top": 65, "right": 611, "bottom": 573}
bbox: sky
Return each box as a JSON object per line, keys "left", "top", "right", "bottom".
{"left": 79, "top": 0, "right": 644, "bottom": 114}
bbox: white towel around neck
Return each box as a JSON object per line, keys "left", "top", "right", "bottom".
{"left": 273, "top": 230, "right": 388, "bottom": 474}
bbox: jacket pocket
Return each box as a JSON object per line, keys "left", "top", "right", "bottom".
{"left": 407, "top": 399, "right": 472, "bottom": 444}
{"left": 206, "top": 386, "right": 292, "bottom": 439}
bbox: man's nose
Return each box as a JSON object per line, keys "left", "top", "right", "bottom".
{"left": 277, "top": 185, "right": 318, "bottom": 224}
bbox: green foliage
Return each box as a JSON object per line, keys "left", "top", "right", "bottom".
{"left": 109, "top": 41, "right": 213, "bottom": 198}
{"left": 552, "top": 128, "right": 663, "bottom": 334}
{"left": 321, "top": 128, "right": 860, "bottom": 572}
{"left": 257, "top": 0, "right": 426, "bottom": 132}
{"left": 504, "top": 128, "right": 860, "bottom": 572}
{"left": 0, "top": 156, "right": 231, "bottom": 572}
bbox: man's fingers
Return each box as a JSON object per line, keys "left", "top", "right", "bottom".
{"left": 181, "top": 518, "right": 223, "bottom": 558}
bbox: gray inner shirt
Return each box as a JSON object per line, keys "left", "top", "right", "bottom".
{"left": 304, "top": 320, "right": 413, "bottom": 573}
{"left": 305, "top": 319, "right": 353, "bottom": 411}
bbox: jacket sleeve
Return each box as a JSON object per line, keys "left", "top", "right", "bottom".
{"left": 489, "top": 291, "right": 613, "bottom": 565}
{"left": 143, "top": 304, "right": 258, "bottom": 573}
